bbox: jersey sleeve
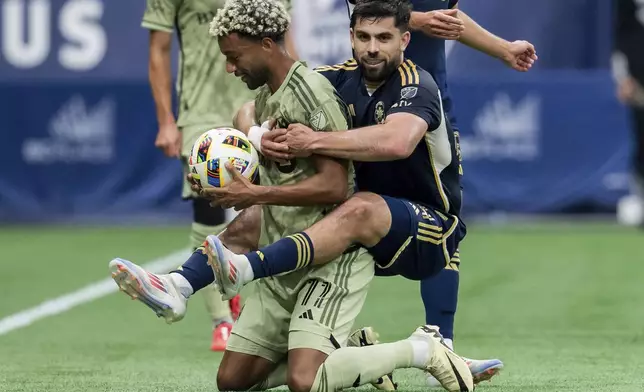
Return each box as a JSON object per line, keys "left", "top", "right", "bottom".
{"left": 141, "top": 0, "right": 180, "bottom": 33}
{"left": 315, "top": 69, "right": 343, "bottom": 91}
{"left": 449, "top": 0, "right": 459, "bottom": 8}
{"left": 314, "top": 59, "right": 356, "bottom": 91}
{"left": 306, "top": 98, "right": 350, "bottom": 132}
{"left": 387, "top": 83, "right": 442, "bottom": 132}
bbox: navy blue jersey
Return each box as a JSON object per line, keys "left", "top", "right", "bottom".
{"left": 345, "top": 0, "right": 459, "bottom": 128}
{"left": 316, "top": 59, "right": 463, "bottom": 217}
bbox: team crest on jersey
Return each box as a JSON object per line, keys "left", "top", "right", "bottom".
{"left": 400, "top": 86, "right": 418, "bottom": 99}
{"left": 374, "top": 101, "right": 386, "bottom": 124}
{"left": 309, "top": 109, "right": 328, "bottom": 131}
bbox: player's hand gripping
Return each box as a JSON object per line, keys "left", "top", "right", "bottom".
{"left": 194, "top": 162, "right": 259, "bottom": 211}
{"left": 155, "top": 122, "right": 182, "bottom": 158}
{"left": 411, "top": 9, "right": 464, "bottom": 40}
{"left": 283, "top": 123, "right": 316, "bottom": 158}
{"left": 261, "top": 128, "right": 294, "bottom": 162}
{"left": 502, "top": 40, "right": 538, "bottom": 72}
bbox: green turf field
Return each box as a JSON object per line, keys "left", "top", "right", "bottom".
{"left": 1, "top": 223, "right": 643, "bottom": 391}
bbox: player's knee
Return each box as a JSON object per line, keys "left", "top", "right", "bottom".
{"left": 287, "top": 370, "right": 317, "bottom": 392}
{"left": 216, "top": 364, "right": 249, "bottom": 391}
{"left": 219, "top": 205, "right": 261, "bottom": 253}
{"left": 287, "top": 348, "right": 327, "bottom": 392}
{"left": 339, "top": 193, "right": 387, "bottom": 245}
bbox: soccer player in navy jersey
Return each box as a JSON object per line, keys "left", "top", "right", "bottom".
{"left": 339, "top": 0, "right": 537, "bottom": 385}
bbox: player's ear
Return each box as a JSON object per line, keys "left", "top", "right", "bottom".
{"left": 400, "top": 30, "right": 411, "bottom": 51}
{"left": 349, "top": 28, "right": 355, "bottom": 50}
{"left": 261, "top": 37, "right": 273, "bottom": 51}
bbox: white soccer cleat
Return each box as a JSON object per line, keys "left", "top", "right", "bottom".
{"left": 427, "top": 357, "right": 504, "bottom": 387}
{"left": 109, "top": 258, "right": 187, "bottom": 324}
{"left": 204, "top": 235, "right": 246, "bottom": 301}
{"left": 348, "top": 327, "right": 397, "bottom": 390}
{"left": 408, "top": 325, "right": 474, "bottom": 392}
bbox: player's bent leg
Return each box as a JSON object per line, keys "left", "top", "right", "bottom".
{"left": 221, "top": 278, "right": 292, "bottom": 390}
{"left": 347, "top": 327, "right": 397, "bottom": 390}
{"left": 207, "top": 192, "right": 393, "bottom": 298}
{"left": 217, "top": 339, "right": 281, "bottom": 391}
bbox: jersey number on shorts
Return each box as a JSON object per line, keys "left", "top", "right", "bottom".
{"left": 300, "top": 279, "right": 332, "bottom": 308}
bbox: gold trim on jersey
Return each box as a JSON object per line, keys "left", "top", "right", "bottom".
{"left": 446, "top": 250, "right": 460, "bottom": 271}
{"left": 314, "top": 59, "right": 358, "bottom": 72}
{"left": 398, "top": 59, "right": 420, "bottom": 86}
{"left": 348, "top": 104, "right": 356, "bottom": 116}
{"left": 440, "top": 215, "right": 459, "bottom": 267}
{"left": 378, "top": 236, "right": 413, "bottom": 269}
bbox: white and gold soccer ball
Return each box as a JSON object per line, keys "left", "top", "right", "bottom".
{"left": 188, "top": 128, "right": 259, "bottom": 189}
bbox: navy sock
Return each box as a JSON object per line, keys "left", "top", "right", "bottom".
{"left": 246, "top": 232, "right": 314, "bottom": 279}
{"left": 172, "top": 247, "right": 215, "bottom": 292}
{"left": 420, "top": 268, "right": 460, "bottom": 340}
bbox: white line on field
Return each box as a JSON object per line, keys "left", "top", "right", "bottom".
{"left": 0, "top": 248, "right": 190, "bottom": 336}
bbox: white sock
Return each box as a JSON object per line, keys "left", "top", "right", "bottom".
{"left": 238, "top": 255, "right": 255, "bottom": 284}
{"left": 408, "top": 339, "right": 432, "bottom": 369}
{"left": 444, "top": 338, "right": 454, "bottom": 351}
{"left": 169, "top": 272, "right": 194, "bottom": 297}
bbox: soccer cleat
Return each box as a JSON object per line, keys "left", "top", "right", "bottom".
{"left": 211, "top": 321, "right": 233, "bottom": 351}
{"left": 467, "top": 358, "right": 504, "bottom": 384}
{"left": 109, "top": 258, "right": 187, "bottom": 324}
{"left": 229, "top": 295, "right": 242, "bottom": 321}
{"left": 408, "top": 325, "right": 474, "bottom": 392}
{"left": 204, "top": 235, "right": 245, "bottom": 300}
{"left": 426, "top": 358, "right": 504, "bottom": 386}
{"left": 348, "top": 327, "right": 397, "bottom": 391}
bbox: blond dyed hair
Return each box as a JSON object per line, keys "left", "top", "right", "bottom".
{"left": 209, "top": 0, "right": 290, "bottom": 40}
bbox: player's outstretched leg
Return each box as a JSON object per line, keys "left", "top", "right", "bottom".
{"left": 109, "top": 206, "right": 260, "bottom": 320}
{"left": 347, "top": 327, "right": 397, "bottom": 391}
{"left": 288, "top": 325, "right": 473, "bottom": 392}
{"left": 205, "top": 192, "right": 391, "bottom": 299}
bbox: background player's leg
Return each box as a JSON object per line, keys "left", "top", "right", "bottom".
{"left": 189, "top": 199, "right": 234, "bottom": 351}
{"left": 244, "top": 192, "right": 391, "bottom": 281}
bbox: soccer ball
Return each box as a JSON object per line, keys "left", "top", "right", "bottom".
{"left": 188, "top": 128, "right": 259, "bottom": 189}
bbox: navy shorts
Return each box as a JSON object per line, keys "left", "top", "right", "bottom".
{"left": 368, "top": 196, "right": 465, "bottom": 280}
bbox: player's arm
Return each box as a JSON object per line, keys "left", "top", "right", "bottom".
{"left": 142, "top": 0, "right": 181, "bottom": 157}
{"left": 252, "top": 155, "right": 349, "bottom": 206}
{"left": 295, "top": 85, "right": 440, "bottom": 161}
{"left": 253, "top": 99, "right": 351, "bottom": 205}
{"left": 296, "top": 115, "right": 426, "bottom": 161}
{"left": 452, "top": 4, "right": 537, "bottom": 71}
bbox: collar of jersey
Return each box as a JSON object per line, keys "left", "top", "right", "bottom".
{"left": 268, "top": 61, "right": 306, "bottom": 100}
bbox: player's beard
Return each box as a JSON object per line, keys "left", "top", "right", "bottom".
{"left": 358, "top": 56, "right": 400, "bottom": 84}
{"left": 238, "top": 66, "right": 269, "bottom": 90}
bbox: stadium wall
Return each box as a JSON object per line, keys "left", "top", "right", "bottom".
{"left": 0, "top": 0, "right": 631, "bottom": 221}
